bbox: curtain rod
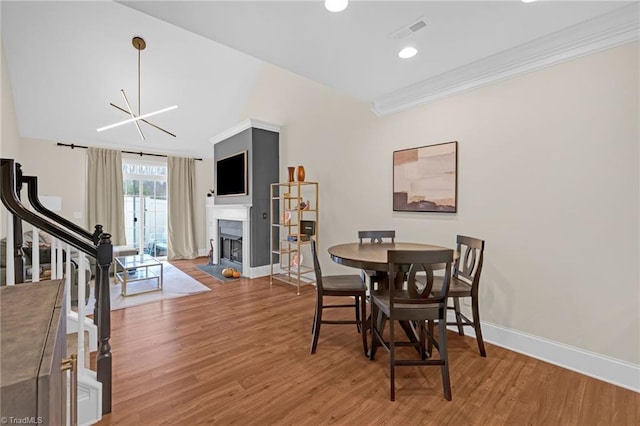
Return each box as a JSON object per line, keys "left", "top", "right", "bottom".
{"left": 56, "top": 142, "right": 203, "bottom": 161}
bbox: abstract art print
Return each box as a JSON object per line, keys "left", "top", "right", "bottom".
{"left": 393, "top": 141, "right": 458, "bottom": 212}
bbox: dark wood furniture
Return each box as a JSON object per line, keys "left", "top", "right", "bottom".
{"left": 329, "top": 242, "right": 453, "bottom": 274}
{"left": 0, "top": 280, "right": 69, "bottom": 424}
{"left": 428, "top": 235, "right": 486, "bottom": 357}
{"left": 310, "top": 238, "right": 368, "bottom": 355}
{"left": 370, "top": 249, "right": 454, "bottom": 401}
{"left": 328, "top": 242, "right": 456, "bottom": 351}
{"left": 357, "top": 230, "right": 395, "bottom": 290}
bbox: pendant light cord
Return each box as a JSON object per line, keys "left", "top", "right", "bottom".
{"left": 138, "top": 40, "right": 141, "bottom": 116}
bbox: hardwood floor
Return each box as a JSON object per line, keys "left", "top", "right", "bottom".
{"left": 97, "top": 258, "right": 639, "bottom": 425}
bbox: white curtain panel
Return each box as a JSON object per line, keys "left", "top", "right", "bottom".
{"left": 167, "top": 156, "right": 197, "bottom": 260}
{"left": 86, "top": 148, "right": 126, "bottom": 245}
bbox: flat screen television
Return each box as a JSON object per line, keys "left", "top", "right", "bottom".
{"left": 216, "top": 151, "right": 248, "bottom": 196}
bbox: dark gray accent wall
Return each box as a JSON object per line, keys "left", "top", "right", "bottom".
{"left": 213, "top": 127, "right": 279, "bottom": 268}
{"left": 214, "top": 128, "right": 252, "bottom": 206}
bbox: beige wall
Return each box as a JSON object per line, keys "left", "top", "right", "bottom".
{"left": 19, "top": 138, "right": 87, "bottom": 226}
{"left": 1, "top": 41, "right": 22, "bottom": 240}
{"left": 244, "top": 43, "right": 640, "bottom": 364}
{"left": 1, "top": 42, "right": 20, "bottom": 159}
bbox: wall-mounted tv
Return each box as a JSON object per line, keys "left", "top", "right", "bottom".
{"left": 216, "top": 151, "right": 248, "bottom": 196}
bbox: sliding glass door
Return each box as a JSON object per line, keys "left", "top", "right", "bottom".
{"left": 123, "top": 161, "right": 168, "bottom": 258}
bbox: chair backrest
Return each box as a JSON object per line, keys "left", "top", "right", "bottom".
{"left": 310, "top": 238, "right": 325, "bottom": 295}
{"left": 387, "top": 249, "right": 453, "bottom": 311}
{"left": 358, "top": 230, "right": 395, "bottom": 244}
{"left": 453, "top": 235, "right": 485, "bottom": 291}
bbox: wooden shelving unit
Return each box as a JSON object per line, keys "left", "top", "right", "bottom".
{"left": 269, "top": 181, "right": 318, "bottom": 295}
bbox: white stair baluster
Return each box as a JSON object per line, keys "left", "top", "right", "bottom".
{"left": 51, "top": 238, "right": 57, "bottom": 280}
{"left": 57, "top": 239, "right": 64, "bottom": 280}
{"left": 65, "top": 244, "right": 72, "bottom": 321}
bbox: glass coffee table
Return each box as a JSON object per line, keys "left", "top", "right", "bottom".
{"left": 115, "top": 254, "right": 163, "bottom": 297}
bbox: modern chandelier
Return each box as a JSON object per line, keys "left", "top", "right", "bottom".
{"left": 97, "top": 36, "right": 177, "bottom": 140}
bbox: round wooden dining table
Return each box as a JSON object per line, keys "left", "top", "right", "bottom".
{"left": 328, "top": 242, "right": 454, "bottom": 273}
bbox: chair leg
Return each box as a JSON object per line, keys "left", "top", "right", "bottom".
{"left": 427, "top": 320, "right": 434, "bottom": 357}
{"left": 472, "top": 295, "right": 487, "bottom": 357}
{"left": 311, "top": 306, "right": 317, "bottom": 335}
{"left": 389, "top": 318, "right": 395, "bottom": 401}
{"left": 369, "top": 302, "right": 378, "bottom": 360}
{"left": 310, "top": 297, "right": 323, "bottom": 354}
{"left": 453, "top": 298, "right": 464, "bottom": 336}
{"left": 355, "top": 296, "right": 362, "bottom": 334}
{"left": 419, "top": 321, "right": 427, "bottom": 360}
{"left": 360, "top": 293, "right": 368, "bottom": 356}
{"left": 438, "top": 319, "right": 452, "bottom": 401}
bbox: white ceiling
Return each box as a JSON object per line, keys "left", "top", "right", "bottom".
{"left": 1, "top": 1, "right": 636, "bottom": 158}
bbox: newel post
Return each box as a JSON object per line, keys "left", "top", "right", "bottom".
{"left": 96, "top": 232, "right": 113, "bottom": 415}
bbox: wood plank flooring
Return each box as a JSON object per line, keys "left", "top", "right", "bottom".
{"left": 96, "top": 258, "right": 639, "bottom": 425}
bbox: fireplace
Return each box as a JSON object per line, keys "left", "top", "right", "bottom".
{"left": 206, "top": 201, "right": 271, "bottom": 278}
{"left": 219, "top": 219, "right": 242, "bottom": 268}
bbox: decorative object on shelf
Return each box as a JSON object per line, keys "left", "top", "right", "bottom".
{"left": 301, "top": 220, "right": 316, "bottom": 236}
{"left": 393, "top": 141, "right": 458, "bottom": 213}
{"left": 281, "top": 211, "right": 291, "bottom": 225}
{"left": 292, "top": 253, "right": 303, "bottom": 267}
{"left": 287, "top": 235, "right": 298, "bottom": 242}
{"left": 297, "top": 165, "right": 306, "bottom": 182}
{"left": 97, "top": 36, "right": 178, "bottom": 139}
{"left": 296, "top": 199, "right": 310, "bottom": 211}
{"left": 288, "top": 166, "right": 295, "bottom": 182}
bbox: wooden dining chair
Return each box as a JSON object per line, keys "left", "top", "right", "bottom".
{"left": 357, "top": 230, "right": 395, "bottom": 290}
{"left": 369, "top": 249, "right": 454, "bottom": 401}
{"left": 429, "top": 235, "right": 486, "bottom": 357}
{"left": 310, "top": 238, "right": 368, "bottom": 355}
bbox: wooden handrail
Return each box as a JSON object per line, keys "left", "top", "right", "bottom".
{"left": 22, "top": 175, "right": 94, "bottom": 239}
{"left": 1, "top": 160, "right": 96, "bottom": 256}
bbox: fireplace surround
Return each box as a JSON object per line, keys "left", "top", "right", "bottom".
{"left": 206, "top": 201, "right": 271, "bottom": 278}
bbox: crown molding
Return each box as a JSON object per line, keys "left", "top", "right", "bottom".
{"left": 209, "top": 118, "right": 281, "bottom": 145}
{"left": 371, "top": 3, "right": 640, "bottom": 117}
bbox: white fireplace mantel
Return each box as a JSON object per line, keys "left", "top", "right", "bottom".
{"left": 205, "top": 199, "right": 269, "bottom": 279}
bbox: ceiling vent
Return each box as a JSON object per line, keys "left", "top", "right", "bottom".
{"left": 390, "top": 17, "right": 428, "bottom": 40}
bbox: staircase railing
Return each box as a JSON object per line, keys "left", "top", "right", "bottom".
{"left": 1, "top": 158, "right": 113, "bottom": 418}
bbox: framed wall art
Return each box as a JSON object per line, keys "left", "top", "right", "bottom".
{"left": 393, "top": 141, "right": 458, "bottom": 213}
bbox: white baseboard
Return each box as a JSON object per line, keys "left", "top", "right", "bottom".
{"left": 445, "top": 313, "right": 639, "bottom": 393}
{"left": 246, "top": 264, "right": 271, "bottom": 279}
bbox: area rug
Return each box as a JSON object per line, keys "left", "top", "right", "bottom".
{"left": 84, "top": 262, "right": 211, "bottom": 311}
{"left": 196, "top": 264, "right": 238, "bottom": 282}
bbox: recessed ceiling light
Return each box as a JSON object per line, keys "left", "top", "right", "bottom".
{"left": 325, "top": 0, "right": 348, "bottom": 13}
{"left": 522, "top": 0, "right": 537, "bottom": 3}
{"left": 399, "top": 47, "right": 418, "bottom": 59}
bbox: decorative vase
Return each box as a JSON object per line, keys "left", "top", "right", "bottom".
{"left": 287, "top": 166, "right": 295, "bottom": 182}
{"left": 297, "top": 165, "right": 306, "bottom": 182}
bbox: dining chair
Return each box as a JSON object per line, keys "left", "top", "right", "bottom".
{"left": 369, "top": 249, "right": 454, "bottom": 401}
{"left": 357, "top": 230, "right": 395, "bottom": 290}
{"left": 310, "top": 238, "right": 368, "bottom": 355}
{"left": 429, "top": 235, "right": 486, "bottom": 357}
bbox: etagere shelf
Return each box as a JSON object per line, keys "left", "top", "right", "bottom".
{"left": 270, "top": 181, "right": 318, "bottom": 295}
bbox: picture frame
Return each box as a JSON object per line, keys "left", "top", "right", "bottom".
{"left": 393, "top": 141, "right": 458, "bottom": 213}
